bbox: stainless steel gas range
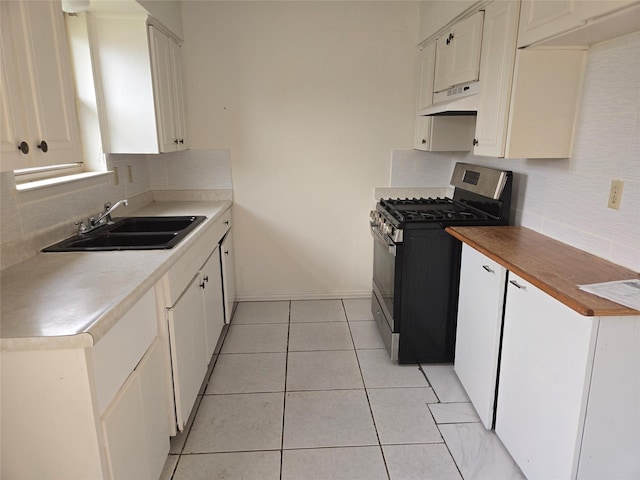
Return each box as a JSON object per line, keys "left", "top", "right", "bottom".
{"left": 370, "top": 163, "right": 513, "bottom": 364}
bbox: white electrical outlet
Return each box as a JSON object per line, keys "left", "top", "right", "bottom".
{"left": 608, "top": 180, "right": 624, "bottom": 210}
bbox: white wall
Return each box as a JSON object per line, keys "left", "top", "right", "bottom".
{"left": 181, "top": 1, "right": 420, "bottom": 300}
{"left": 393, "top": 32, "right": 640, "bottom": 272}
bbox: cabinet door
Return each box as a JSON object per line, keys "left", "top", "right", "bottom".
{"left": 149, "top": 26, "right": 178, "bottom": 153}
{"left": 473, "top": 0, "right": 520, "bottom": 158}
{"left": 102, "top": 339, "right": 169, "bottom": 480}
{"left": 433, "top": 11, "right": 483, "bottom": 92}
{"left": 517, "top": 0, "right": 582, "bottom": 48}
{"left": 202, "top": 247, "right": 225, "bottom": 359}
{"left": 0, "top": 6, "right": 29, "bottom": 171}
{"left": 454, "top": 245, "right": 506, "bottom": 429}
{"left": 221, "top": 230, "right": 236, "bottom": 324}
{"left": 495, "top": 272, "right": 597, "bottom": 479}
{"left": 136, "top": 339, "right": 170, "bottom": 480}
{"left": 102, "top": 370, "right": 149, "bottom": 480}
{"left": 0, "top": 0, "right": 82, "bottom": 170}
{"left": 168, "top": 276, "right": 208, "bottom": 430}
{"left": 170, "top": 39, "right": 187, "bottom": 149}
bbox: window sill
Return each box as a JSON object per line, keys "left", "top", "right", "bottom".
{"left": 16, "top": 171, "right": 112, "bottom": 192}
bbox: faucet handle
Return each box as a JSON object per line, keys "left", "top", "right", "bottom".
{"left": 75, "top": 221, "right": 87, "bottom": 235}
{"left": 103, "top": 202, "right": 112, "bottom": 211}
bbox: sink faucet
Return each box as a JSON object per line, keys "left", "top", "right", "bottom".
{"left": 76, "top": 199, "right": 128, "bottom": 235}
{"left": 93, "top": 199, "right": 129, "bottom": 226}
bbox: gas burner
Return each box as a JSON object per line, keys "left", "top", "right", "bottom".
{"left": 380, "top": 197, "right": 485, "bottom": 224}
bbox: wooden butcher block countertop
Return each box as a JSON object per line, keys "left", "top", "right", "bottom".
{"left": 446, "top": 226, "right": 640, "bottom": 317}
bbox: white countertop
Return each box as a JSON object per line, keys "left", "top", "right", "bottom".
{"left": 0, "top": 200, "right": 232, "bottom": 351}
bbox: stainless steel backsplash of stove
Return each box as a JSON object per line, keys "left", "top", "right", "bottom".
{"left": 370, "top": 163, "right": 513, "bottom": 364}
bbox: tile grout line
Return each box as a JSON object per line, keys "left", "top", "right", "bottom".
{"left": 341, "top": 299, "right": 393, "bottom": 480}
{"left": 279, "top": 300, "right": 292, "bottom": 480}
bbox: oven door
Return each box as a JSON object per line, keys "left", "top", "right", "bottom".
{"left": 370, "top": 225, "right": 398, "bottom": 331}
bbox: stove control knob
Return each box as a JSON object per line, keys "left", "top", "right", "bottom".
{"left": 382, "top": 223, "right": 392, "bottom": 235}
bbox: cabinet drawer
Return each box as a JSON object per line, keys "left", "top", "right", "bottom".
{"left": 164, "top": 208, "right": 231, "bottom": 307}
{"left": 93, "top": 288, "right": 157, "bottom": 415}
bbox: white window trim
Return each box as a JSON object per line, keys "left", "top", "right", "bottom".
{"left": 15, "top": 169, "right": 111, "bottom": 192}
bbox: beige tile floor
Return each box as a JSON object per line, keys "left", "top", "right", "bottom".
{"left": 161, "top": 299, "right": 525, "bottom": 480}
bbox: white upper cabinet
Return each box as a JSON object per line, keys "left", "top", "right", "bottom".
{"left": 517, "top": 0, "right": 582, "bottom": 47}
{"left": 149, "top": 25, "right": 187, "bottom": 152}
{"left": 518, "top": 0, "right": 638, "bottom": 47}
{"left": 474, "top": 1, "right": 586, "bottom": 158}
{"left": 0, "top": 0, "right": 82, "bottom": 171}
{"left": 88, "top": 13, "right": 187, "bottom": 154}
{"left": 433, "top": 11, "right": 484, "bottom": 93}
{"left": 413, "top": 41, "right": 475, "bottom": 152}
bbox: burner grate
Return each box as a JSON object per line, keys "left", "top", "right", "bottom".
{"left": 381, "top": 197, "right": 485, "bottom": 224}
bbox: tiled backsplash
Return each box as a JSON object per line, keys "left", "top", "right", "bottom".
{"left": 391, "top": 32, "right": 640, "bottom": 272}
{"left": 0, "top": 149, "right": 233, "bottom": 269}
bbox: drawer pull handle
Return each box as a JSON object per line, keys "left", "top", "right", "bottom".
{"left": 482, "top": 265, "right": 494, "bottom": 273}
{"left": 509, "top": 280, "right": 525, "bottom": 289}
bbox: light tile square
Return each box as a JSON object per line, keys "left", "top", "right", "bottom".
{"left": 220, "top": 324, "right": 289, "bottom": 353}
{"left": 421, "top": 364, "right": 470, "bottom": 402}
{"left": 383, "top": 443, "right": 462, "bottom": 480}
{"left": 290, "top": 299, "right": 347, "bottom": 322}
{"left": 206, "top": 353, "right": 286, "bottom": 394}
{"left": 368, "top": 388, "right": 441, "bottom": 445}
{"left": 439, "top": 423, "right": 525, "bottom": 480}
{"left": 343, "top": 298, "right": 374, "bottom": 321}
{"left": 173, "top": 451, "right": 281, "bottom": 480}
{"left": 358, "top": 349, "right": 428, "bottom": 388}
{"left": 282, "top": 446, "right": 388, "bottom": 480}
{"left": 350, "top": 321, "right": 386, "bottom": 349}
{"left": 283, "top": 390, "right": 378, "bottom": 449}
{"left": 429, "top": 402, "right": 480, "bottom": 424}
{"left": 288, "top": 322, "right": 353, "bottom": 351}
{"left": 286, "top": 350, "right": 363, "bottom": 391}
{"left": 232, "top": 301, "right": 290, "bottom": 324}
{"left": 183, "top": 393, "right": 283, "bottom": 453}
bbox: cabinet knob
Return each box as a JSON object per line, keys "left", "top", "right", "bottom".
{"left": 446, "top": 33, "right": 454, "bottom": 45}
{"left": 224, "top": 250, "right": 229, "bottom": 255}
{"left": 421, "top": 139, "right": 427, "bottom": 145}
{"left": 179, "top": 139, "right": 184, "bottom": 144}
{"left": 473, "top": 138, "right": 479, "bottom": 146}
{"left": 224, "top": 220, "right": 229, "bottom": 225}
{"left": 203, "top": 275, "right": 209, "bottom": 283}
{"left": 174, "top": 139, "right": 179, "bottom": 144}
{"left": 200, "top": 281, "right": 206, "bottom": 289}
{"left": 37, "top": 140, "right": 48, "bottom": 152}
{"left": 18, "top": 141, "right": 29, "bottom": 154}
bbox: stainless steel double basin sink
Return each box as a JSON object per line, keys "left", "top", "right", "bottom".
{"left": 43, "top": 216, "right": 206, "bottom": 252}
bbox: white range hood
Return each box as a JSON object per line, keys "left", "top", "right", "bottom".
{"left": 418, "top": 81, "right": 480, "bottom": 116}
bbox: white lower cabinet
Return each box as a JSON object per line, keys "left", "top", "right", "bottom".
{"left": 454, "top": 244, "right": 506, "bottom": 429}
{"left": 203, "top": 247, "right": 225, "bottom": 357}
{"left": 0, "top": 287, "right": 169, "bottom": 479}
{"left": 162, "top": 211, "right": 232, "bottom": 431}
{"left": 102, "top": 339, "right": 169, "bottom": 480}
{"left": 168, "top": 273, "right": 210, "bottom": 430}
{"left": 221, "top": 229, "right": 236, "bottom": 323}
{"left": 496, "top": 272, "right": 597, "bottom": 478}
{"left": 496, "top": 272, "right": 640, "bottom": 479}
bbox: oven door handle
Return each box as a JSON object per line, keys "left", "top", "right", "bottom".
{"left": 370, "top": 225, "right": 396, "bottom": 256}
